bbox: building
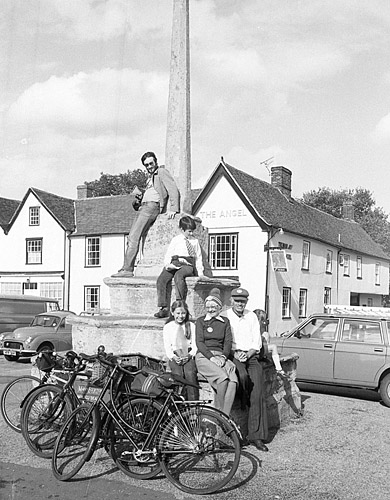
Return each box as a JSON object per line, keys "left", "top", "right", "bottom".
{"left": 193, "top": 160, "right": 390, "bottom": 335}
{"left": 0, "top": 189, "right": 74, "bottom": 308}
{"left": 0, "top": 161, "right": 389, "bottom": 334}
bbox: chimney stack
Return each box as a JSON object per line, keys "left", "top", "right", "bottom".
{"left": 342, "top": 200, "right": 355, "bottom": 221}
{"left": 270, "top": 166, "right": 292, "bottom": 199}
{"left": 77, "top": 184, "right": 92, "bottom": 200}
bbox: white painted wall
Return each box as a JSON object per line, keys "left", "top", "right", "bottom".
{"left": 68, "top": 233, "right": 126, "bottom": 313}
{"left": 194, "top": 176, "right": 268, "bottom": 311}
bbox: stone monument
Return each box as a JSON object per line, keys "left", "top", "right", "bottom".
{"left": 69, "top": 0, "right": 239, "bottom": 358}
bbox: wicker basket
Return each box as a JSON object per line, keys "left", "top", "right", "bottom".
{"left": 118, "top": 353, "right": 166, "bottom": 373}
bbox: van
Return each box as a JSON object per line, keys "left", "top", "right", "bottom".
{"left": 0, "top": 294, "right": 59, "bottom": 334}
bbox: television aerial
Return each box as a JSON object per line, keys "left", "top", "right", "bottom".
{"left": 260, "top": 156, "right": 274, "bottom": 174}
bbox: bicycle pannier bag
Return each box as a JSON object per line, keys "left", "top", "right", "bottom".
{"left": 131, "top": 370, "right": 164, "bottom": 397}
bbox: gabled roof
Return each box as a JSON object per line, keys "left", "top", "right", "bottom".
{"left": 0, "top": 197, "right": 20, "bottom": 231}
{"left": 8, "top": 188, "right": 75, "bottom": 232}
{"left": 193, "top": 160, "right": 389, "bottom": 261}
{"left": 72, "top": 194, "right": 137, "bottom": 236}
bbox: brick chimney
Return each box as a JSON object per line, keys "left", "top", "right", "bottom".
{"left": 270, "top": 166, "right": 292, "bottom": 199}
{"left": 77, "top": 184, "right": 92, "bottom": 200}
{"left": 342, "top": 200, "right": 355, "bottom": 220}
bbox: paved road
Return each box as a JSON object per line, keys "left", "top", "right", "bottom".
{"left": 1, "top": 356, "right": 390, "bottom": 499}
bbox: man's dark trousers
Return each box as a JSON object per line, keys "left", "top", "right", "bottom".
{"left": 233, "top": 355, "right": 268, "bottom": 442}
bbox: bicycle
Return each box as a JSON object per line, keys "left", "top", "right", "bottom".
{"left": 52, "top": 354, "right": 242, "bottom": 495}
{"left": 1, "top": 350, "right": 77, "bottom": 433}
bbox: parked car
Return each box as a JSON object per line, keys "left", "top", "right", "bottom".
{"left": 0, "top": 294, "right": 59, "bottom": 334}
{"left": 0, "top": 310, "right": 75, "bottom": 361}
{"left": 272, "top": 307, "right": 390, "bottom": 407}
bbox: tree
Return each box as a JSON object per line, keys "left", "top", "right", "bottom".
{"left": 85, "top": 169, "right": 148, "bottom": 197}
{"left": 301, "top": 187, "right": 390, "bottom": 255}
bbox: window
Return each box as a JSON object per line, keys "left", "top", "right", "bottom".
{"left": 375, "top": 263, "right": 380, "bottom": 285}
{"left": 41, "top": 282, "right": 63, "bottom": 309}
{"left": 84, "top": 286, "right": 100, "bottom": 312}
{"left": 86, "top": 236, "right": 101, "bottom": 267}
{"left": 367, "top": 298, "right": 373, "bottom": 307}
{"left": 343, "top": 254, "right": 350, "bottom": 276}
{"left": 209, "top": 233, "right": 238, "bottom": 270}
{"left": 324, "top": 287, "right": 331, "bottom": 306}
{"left": 326, "top": 250, "right": 333, "bottom": 273}
{"left": 26, "top": 238, "right": 42, "bottom": 264}
{"left": 282, "top": 287, "right": 291, "bottom": 318}
{"left": 29, "top": 206, "right": 40, "bottom": 226}
{"left": 299, "top": 289, "right": 307, "bottom": 318}
{"left": 300, "top": 318, "right": 338, "bottom": 340}
{"left": 342, "top": 319, "right": 382, "bottom": 344}
{"left": 357, "top": 256, "right": 362, "bottom": 279}
{"left": 0, "top": 282, "right": 22, "bottom": 294}
{"left": 301, "top": 241, "right": 310, "bottom": 270}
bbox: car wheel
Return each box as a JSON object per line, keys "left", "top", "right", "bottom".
{"left": 4, "top": 354, "right": 20, "bottom": 362}
{"left": 379, "top": 373, "right": 390, "bottom": 407}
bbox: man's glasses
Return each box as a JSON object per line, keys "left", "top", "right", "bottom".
{"left": 144, "top": 160, "right": 155, "bottom": 167}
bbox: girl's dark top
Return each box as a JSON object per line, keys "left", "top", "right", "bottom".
{"left": 195, "top": 315, "right": 232, "bottom": 360}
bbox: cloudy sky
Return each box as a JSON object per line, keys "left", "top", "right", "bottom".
{"left": 2, "top": 0, "right": 390, "bottom": 215}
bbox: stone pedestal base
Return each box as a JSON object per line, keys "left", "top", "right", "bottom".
{"left": 103, "top": 276, "right": 239, "bottom": 318}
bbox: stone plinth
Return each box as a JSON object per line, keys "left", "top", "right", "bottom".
{"left": 103, "top": 276, "right": 239, "bottom": 318}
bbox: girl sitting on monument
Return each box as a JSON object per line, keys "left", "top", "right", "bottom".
{"left": 163, "top": 300, "right": 199, "bottom": 400}
{"left": 154, "top": 215, "right": 204, "bottom": 319}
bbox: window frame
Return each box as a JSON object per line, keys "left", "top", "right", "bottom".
{"left": 375, "top": 263, "right": 380, "bottom": 285}
{"left": 282, "top": 287, "right": 291, "bottom": 319}
{"left": 299, "top": 288, "right": 307, "bottom": 318}
{"left": 26, "top": 238, "right": 43, "bottom": 265}
{"left": 324, "top": 287, "right": 331, "bottom": 306}
{"left": 85, "top": 236, "right": 101, "bottom": 267}
{"left": 325, "top": 249, "right": 333, "bottom": 274}
{"left": 343, "top": 254, "right": 350, "bottom": 277}
{"left": 84, "top": 286, "right": 100, "bottom": 312}
{"left": 301, "top": 241, "right": 310, "bottom": 270}
{"left": 356, "top": 256, "right": 362, "bottom": 279}
{"left": 208, "top": 232, "right": 238, "bottom": 270}
{"left": 29, "top": 206, "right": 40, "bottom": 226}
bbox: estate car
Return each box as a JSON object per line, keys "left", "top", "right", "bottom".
{"left": 273, "top": 306, "right": 390, "bottom": 407}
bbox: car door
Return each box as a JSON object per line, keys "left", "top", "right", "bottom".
{"left": 333, "top": 319, "right": 386, "bottom": 387}
{"left": 54, "top": 318, "right": 73, "bottom": 351}
{"left": 280, "top": 317, "right": 339, "bottom": 382}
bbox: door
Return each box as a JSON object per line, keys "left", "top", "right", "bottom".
{"left": 280, "top": 317, "right": 339, "bottom": 382}
{"left": 333, "top": 319, "right": 386, "bottom": 386}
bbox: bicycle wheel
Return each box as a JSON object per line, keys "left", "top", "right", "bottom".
{"left": 52, "top": 403, "right": 99, "bottom": 481}
{"left": 158, "top": 405, "right": 241, "bottom": 495}
{"left": 1, "top": 375, "right": 41, "bottom": 432}
{"left": 21, "top": 384, "right": 73, "bottom": 458}
{"left": 108, "top": 397, "right": 162, "bottom": 479}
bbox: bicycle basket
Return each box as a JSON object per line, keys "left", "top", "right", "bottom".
{"left": 119, "top": 353, "right": 166, "bottom": 373}
{"left": 131, "top": 369, "right": 164, "bottom": 397}
{"left": 35, "top": 352, "right": 57, "bottom": 372}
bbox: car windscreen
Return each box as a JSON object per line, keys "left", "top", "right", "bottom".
{"left": 31, "top": 315, "right": 60, "bottom": 327}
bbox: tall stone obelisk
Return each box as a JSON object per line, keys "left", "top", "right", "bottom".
{"left": 165, "top": 0, "right": 192, "bottom": 214}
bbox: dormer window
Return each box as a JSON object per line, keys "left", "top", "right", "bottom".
{"left": 29, "top": 206, "right": 40, "bottom": 226}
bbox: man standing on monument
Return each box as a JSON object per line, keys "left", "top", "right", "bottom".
{"left": 112, "top": 151, "right": 180, "bottom": 278}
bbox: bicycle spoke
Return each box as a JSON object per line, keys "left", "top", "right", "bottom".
{"left": 159, "top": 406, "right": 240, "bottom": 495}
{"left": 21, "top": 385, "right": 72, "bottom": 459}
{"left": 109, "top": 398, "right": 162, "bottom": 479}
{"left": 1, "top": 376, "right": 40, "bottom": 432}
{"left": 52, "top": 404, "right": 97, "bottom": 481}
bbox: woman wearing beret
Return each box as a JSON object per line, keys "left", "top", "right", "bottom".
{"left": 195, "top": 288, "right": 237, "bottom": 416}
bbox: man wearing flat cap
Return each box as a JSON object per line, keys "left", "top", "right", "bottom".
{"left": 225, "top": 287, "right": 269, "bottom": 452}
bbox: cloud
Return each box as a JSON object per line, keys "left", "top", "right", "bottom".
{"left": 7, "top": 68, "right": 169, "bottom": 133}
{"left": 371, "top": 113, "right": 390, "bottom": 142}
